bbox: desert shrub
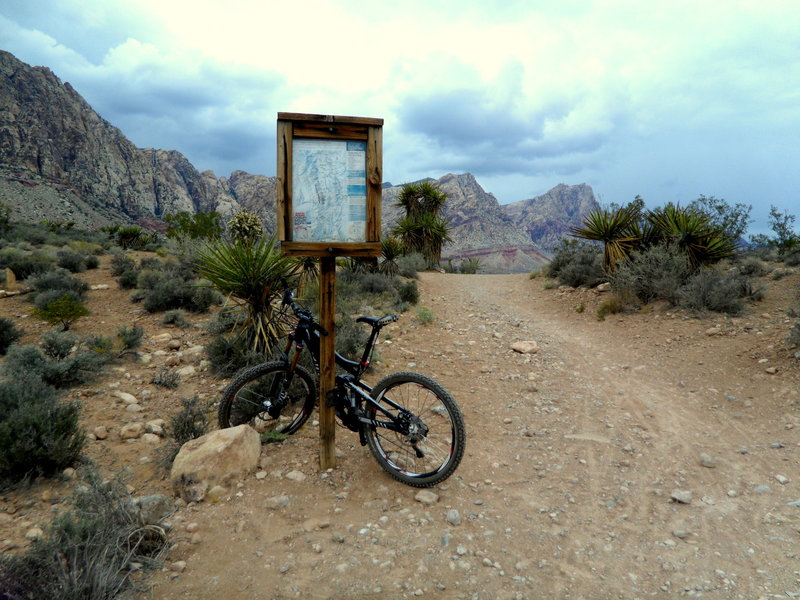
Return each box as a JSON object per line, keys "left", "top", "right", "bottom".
{"left": 679, "top": 268, "right": 746, "bottom": 314}
{"left": 139, "top": 256, "right": 162, "bottom": 270}
{"left": 142, "top": 279, "right": 216, "bottom": 313}
{"left": 0, "top": 248, "right": 56, "bottom": 280}
{"left": 416, "top": 306, "right": 435, "bottom": 325}
{"left": 782, "top": 248, "right": 800, "bottom": 266}
{"left": 115, "top": 225, "right": 154, "bottom": 250}
{"left": 84, "top": 254, "right": 99, "bottom": 269}
{"left": 611, "top": 245, "right": 692, "bottom": 305}
{"left": 137, "top": 268, "right": 164, "bottom": 290}
{"left": 596, "top": 296, "right": 626, "bottom": 321}
{"left": 335, "top": 314, "right": 370, "bottom": 360}
{"left": 41, "top": 330, "right": 77, "bottom": 360}
{"left": 68, "top": 240, "right": 103, "bottom": 256}
{"left": 27, "top": 268, "right": 88, "bottom": 301}
{"left": 129, "top": 289, "right": 147, "bottom": 303}
{"left": 2, "top": 341, "right": 106, "bottom": 389}
{"left": 31, "top": 294, "right": 90, "bottom": 330}
{"left": 151, "top": 367, "right": 180, "bottom": 389}
{"left": 0, "top": 374, "right": 83, "bottom": 487}
{"left": 116, "top": 268, "right": 139, "bottom": 289}
{"left": 788, "top": 322, "right": 800, "bottom": 348}
{"left": 0, "top": 467, "right": 168, "bottom": 598}
{"left": 205, "top": 335, "right": 263, "bottom": 377}
{"left": 33, "top": 288, "right": 81, "bottom": 311}
{"left": 358, "top": 273, "right": 395, "bottom": 295}
{"left": 117, "top": 325, "right": 144, "bottom": 353}
{"left": 162, "top": 309, "right": 190, "bottom": 328}
{"left": 206, "top": 307, "right": 239, "bottom": 335}
{"left": 0, "top": 318, "right": 23, "bottom": 355}
{"left": 170, "top": 396, "right": 210, "bottom": 446}
{"left": 84, "top": 334, "right": 114, "bottom": 357}
{"left": 397, "top": 253, "right": 426, "bottom": 279}
{"left": 56, "top": 249, "right": 86, "bottom": 273}
{"left": 459, "top": 258, "right": 482, "bottom": 274}
{"left": 529, "top": 269, "right": 541, "bottom": 279}
{"left": 397, "top": 280, "right": 419, "bottom": 305}
{"left": 110, "top": 252, "right": 135, "bottom": 276}
{"left": 736, "top": 256, "right": 768, "bottom": 277}
{"left": 546, "top": 241, "right": 606, "bottom": 288}
{"left": 442, "top": 259, "right": 458, "bottom": 273}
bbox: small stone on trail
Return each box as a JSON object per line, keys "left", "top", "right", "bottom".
{"left": 415, "top": 490, "right": 439, "bottom": 505}
{"left": 285, "top": 470, "right": 306, "bottom": 482}
{"left": 699, "top": 453, "right": 716, "bottom": 468}
{"left": 93, "top": 425, "right": 108, "bottom": 440}
{"left": 206, "top": 485, "right": 227, "bottom": 503}
{"left": 510, "top": 341, "right": 538, "bottom": 354}
{"left": 446, "top": 509, "right": 461, "bottom": 526}
{"left": 112, "top": 391, "right": 138, "bottom": 405}
{"left": 775, "top": 474, "right": 790, "bottom": 485}
{"left": 670, "top": 489, "right": 692, "bottom": 504}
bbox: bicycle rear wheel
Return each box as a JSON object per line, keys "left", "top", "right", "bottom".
{"left": 365, "top": 371, "right": 465, "bottom": 487}
{"left": 217, "top": 361, "right": 316, "bottom": 436}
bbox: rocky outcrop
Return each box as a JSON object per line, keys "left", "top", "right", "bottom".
{"left": 503, "top": 183, "right": 599, "bottom": 251}
{"left": 0, "top": 49, "right": 595, "bottom": 271}
{"left": 0, "top": 50, "right": 275, "bottom": 227}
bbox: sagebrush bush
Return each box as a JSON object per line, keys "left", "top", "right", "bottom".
{"left": 611, "top": 245, "right": 692, "bottom": 305}
{"left": 110, "top": 252, "right": 135, "bottom": 276}
{"left": 679, "top": 268, "right": 746, "bottom": 314}
{"left": 41, "top": 330, "right": 77, "bottom": 360}
{"left": 137, "top": 268, "right": 164, "bottom": 290}
{"left": 2, "top": 342, "right": 106, "bottom": 388}
{"left": 205, "top": 335, "right": 263, "bottom": 377}
{"left": 0, "top": 374, "right": 83, "bottom": 487}
{"left": 117, "top": 324, "right": 144, "bottom": 353}
{"left": 397, "top": 280, "right": 419, "bottom": 305}
{"left": 596, "top": 296, "right": 626, "bottom": 321}
{"left": 397, "top": 253, "right": 426, "bottom": 279}
{"left": 162, "top": 309, "right": 190, "bottom": 328}
{"left": 546, "top": 242, "right": 606, "bottom": 288}
{"left": 152, "top": 367, "right": 180, "bottom": 389}
{"left": 0, "top": 248, "right": 56, "bottom": 280}
{"left": 170, "top": 396, "right": 210, "bottom": 446}
{"left": 788, "top": 322, "right": 800, "bottom": 348}
{"left": 0, "top": 467, "right": 168, "bottom": 598}
{"left": 736, "top": 256, "right": 768, "bottom": 277}
{"left": 56, "top": 249, "right": 86, "bottom": 273}
{"left": 459, "top": 258, "right": 481, "bottom": 274}
{"left": 116, "top": 268, "right": 139, "bottom": 289}
{"left": 358, "top": 273, "right": 395, "bottom": 295}
{"left": 84, "top": 254, "right": 99, "bottom": 269}
{"left": 0, "top": 317, "right": 23, "bottom": 355}
{"left": 417, "top": 306, "right": 435, "bottom": 325}
{"left": 28, "top": 268, "right": 88, "bottom": 302}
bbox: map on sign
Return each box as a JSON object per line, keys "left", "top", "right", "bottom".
{"left": 292, "top": 139, "right": 367, "bottom": 242}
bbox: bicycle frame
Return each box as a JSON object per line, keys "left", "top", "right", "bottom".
{"left": 278, "top": 312, "right": 410, "bottom": 435}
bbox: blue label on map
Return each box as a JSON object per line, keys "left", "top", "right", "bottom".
{"left": 346, "top": 141, "right": 366, "bottom": 151}
{"left": 347, "top": 185, "right": 367, "bottom": 195}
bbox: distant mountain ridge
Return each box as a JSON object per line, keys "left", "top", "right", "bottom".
{"left": 0, "top": 49, "right": 599, "bottom": 272}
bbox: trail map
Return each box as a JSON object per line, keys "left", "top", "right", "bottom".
{"left": 292, "top": 139, "right": 367, "bottom": 242}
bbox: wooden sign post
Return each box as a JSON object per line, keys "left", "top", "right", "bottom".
{"left": 276, "top": 112, "right": 383, "bottom": 470}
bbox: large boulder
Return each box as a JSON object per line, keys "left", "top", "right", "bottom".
{"left": 170, "top": 425, "right": 261, "bottom": 502}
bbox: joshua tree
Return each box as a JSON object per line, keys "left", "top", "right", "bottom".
{"left": 392, "top": 181, "right": 451, "bottom": 268}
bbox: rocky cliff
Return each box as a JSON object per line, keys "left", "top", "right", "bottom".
{"left": 0, "top": 49, "right": 597, "bottom": 272}
{"left": 0, "top": 50, "right": 265, "bottom": 227}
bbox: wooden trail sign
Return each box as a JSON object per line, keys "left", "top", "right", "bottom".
{"left": 276, "top": 112, "right": 383, "bottom": 469}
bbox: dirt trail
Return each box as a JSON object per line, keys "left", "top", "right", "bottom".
{"left": 139, "top": 272, "right": 799, "bottom": 600}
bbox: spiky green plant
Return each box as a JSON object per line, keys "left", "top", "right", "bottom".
{"left": 378, "top": 236, "right": 404, "bottom": 277}
{"left": 392, "top": 182, "right": 451, "bottom": 268}
{"left": 571, "top": 207, "right": 640, "bottom": 272}
{"left": 646, "top": 205, "right": 736, "bottom": 267}
{"left": 194, "top": 236, "right": 299, "bottom": 355}
{"left": 226, "top": 210, "right": 264, "bottom": 247}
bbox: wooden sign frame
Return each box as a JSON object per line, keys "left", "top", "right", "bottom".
{"left": 277, "top": 112, "right": 383, "bottom": 257}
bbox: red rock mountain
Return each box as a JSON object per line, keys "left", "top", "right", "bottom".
{"left": 0, "top": 50, "right": 598, "bottom": 271}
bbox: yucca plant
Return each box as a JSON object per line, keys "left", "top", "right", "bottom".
{"left": 194, "top": 236, "right": 299, "bottom": 355}
{"left": 646, "top": 205, "right": 736, "bottom": 268}
{"left": 393, "top": 182, "right": 451, "bottom": 268}
{"left": 378, "top": 236, "right": 404, "bottom": 277}
{"left": 571, "top": 207, "right": 640, "bottom": 272}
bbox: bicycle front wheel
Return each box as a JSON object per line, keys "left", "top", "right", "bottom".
{"left": 365, "top": 371, "right": 465, "bottom": 487}
{"left": 217, "top": 361, "right": 316, "bottom": 436}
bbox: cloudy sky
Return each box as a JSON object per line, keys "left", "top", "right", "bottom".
{"left": 2, "top": 0, "right": 799, "bottom": 233}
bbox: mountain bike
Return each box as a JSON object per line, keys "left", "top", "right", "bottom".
{"left": 217, "top": 281, "right": 466, "bottom": 487}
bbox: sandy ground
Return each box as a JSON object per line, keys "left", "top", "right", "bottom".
{"left": 1, "top": 261, "right": 799, "bottom": 600}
